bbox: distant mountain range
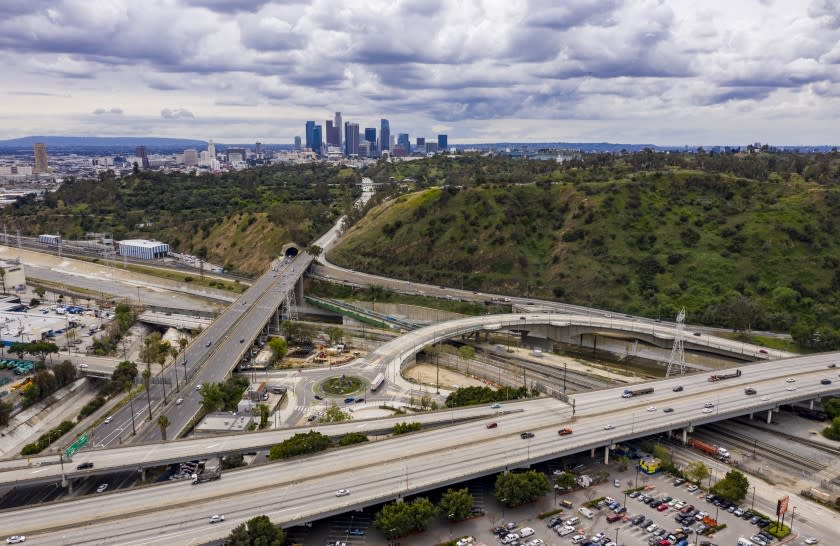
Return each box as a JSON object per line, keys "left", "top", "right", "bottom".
{"left": 0, "top": 136, "right": 209, "bottom": 153}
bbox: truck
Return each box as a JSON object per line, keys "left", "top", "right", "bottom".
{"left": 370, "top": 373, "right": 385, "bottom": 392}
{"left": 622, "top": 387, "right": 654, "bottom": 398}
{"left": 708, "top": 369, "right": 742, "bottom": 382}
{"left": 688, "top": 439, "right": 730, "bottom": 461}
{"left": 191, "top": 462, "right": 221, "bottom": 485}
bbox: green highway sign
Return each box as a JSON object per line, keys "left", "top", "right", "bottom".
{"left": 64, "top": 432, "right": 89, "bottom": 459}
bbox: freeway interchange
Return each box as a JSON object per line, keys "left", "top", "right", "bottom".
{"left": 2, "top": 350, "right": 840, "bottom": 543}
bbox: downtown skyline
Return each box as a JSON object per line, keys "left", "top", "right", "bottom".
{"left": 2, "top": 1, "right": 840, "bottom": 145}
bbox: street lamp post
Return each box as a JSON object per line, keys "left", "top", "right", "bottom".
{"left": 790, "top": 506, "right": 796, "bottom": 532}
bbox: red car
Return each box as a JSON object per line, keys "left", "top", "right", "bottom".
{"left": 657, "top": 503, "right": 669, "bottom": 512}
{"left": 486, "top": 422, "right": 498, "bottom": 429}
{"left": 558, "top": 428, "right": 573, "bottom": 436}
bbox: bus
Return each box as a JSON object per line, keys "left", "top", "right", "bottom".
{"left": 371, "top": 373, "right": 385, "bottom": 392}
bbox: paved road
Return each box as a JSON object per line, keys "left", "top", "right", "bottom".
{"left": 3, "top": 352, "right": 840, "bottom": 543}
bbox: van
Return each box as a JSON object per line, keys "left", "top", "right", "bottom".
{"left": 738, "top": 539, "right": 755, "bottom": 546}
{"left": 560, "top": 499, "right": 573, "bottom": 508}
{"left": 578, "top": 507, "right": 594, "bottom": 519}
{"left": 606, "top": 513, "right": 622, "bottom": 523}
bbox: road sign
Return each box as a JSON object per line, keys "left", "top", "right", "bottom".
{"left": 64, "top": 432, "right": 89, "bottom": 459}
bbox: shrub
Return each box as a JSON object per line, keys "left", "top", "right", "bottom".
{"left": 392, "top": 421, "right": 422, "bottom": 435}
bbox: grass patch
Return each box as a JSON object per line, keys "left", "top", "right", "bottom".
{"left": 537, "top": 508, "right": 564, "bottom": 519}
{"left": 320, "top": 376, "right": 364, "bottom": 395}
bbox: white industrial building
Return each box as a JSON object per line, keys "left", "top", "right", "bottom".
{"left": 116, "top": 239, "right": 169, "bottom": 260}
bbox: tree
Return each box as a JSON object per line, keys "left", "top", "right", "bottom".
{"left": 392, "top": 421, "right": 422, "bottom": 434}
{"left": 458, "top": 345, "right": 476, "bottom": 367}
{"left": 494, "top": 470, "right": 552, "bottom": 506}
{"left": 267, "top": 337, "right": 288, "bottom": 365}
{"left": 686, "top": 461, "right": 710, "bottom": 484}
{"left": 615, "top": 455, "right": 629, "bottom": 472}
{"left": 0, "top": 399, "right": 13, "bottom": 426}
{"left": 711, "top": 469, "right": 749, "bottom": 503}
{"left": 438, "top": 487, "right": 474, "bottom": 521}
{"left": 374, "top": 497, "right": 437, "bottom": 539}
{"left": 142, "top": 368, "right": 153, "bottom": 421}
{"left": 199, "top": 383, "right": 225, "bottom": 413}
{"left": 258, "top": 403, "right": 270, "bottom": 429}
{"left": 320, "top": 403, "right": 351, "bottom": 423}
{"left": 823, "top": 416, "right": 840, "bottom": 441}
{"left": 339, "top": 432, "right": 369, "bottom": 446}
{"left": 305, "top": 244, "right": 323, "bottom": 257}
{"left": 823, "top": 398, "right": 840, "bottom": 420}
{"left": 34, "top": 286, "right": 46, "bottom": 299}
{"left": 326, "top": 326, "right": 344, "bottom": 345}
{"left": 554, "top": 471, "right": 577, "bottom": 490}
{"left": 651, "top": 443, "right": 672, "bottom": 466}
{"left": 269, "top": 431, "right": 331, "bottom": 460}
{"left": 157, "top": 414, "right": 170, "bottom": 441}
{"left": 226, "top": 515, "right": 286, "bottom": 546}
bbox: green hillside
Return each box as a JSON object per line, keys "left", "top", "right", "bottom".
{"left": 331, "top": 154, "right": 840, "bottom": 349}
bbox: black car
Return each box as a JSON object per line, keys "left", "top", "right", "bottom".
{"left": 520, "top": 432, "right": 535, "bottom": 439}
{"left": 492, "top": 527, "right": 506, "bottom": 536}
{"left": 673, "top": 385, "right": 684, "bottom": 392}
{"left": 314, "top": 395, "right": 323, "bottom": 400}
{"left": 821, "top": 378, "right": 832, "bottom": 385}
{"left": 346, "top": 528, "right": 365, "bottom": 536}
{"left": 642, "top": 518, "right": 653, "bottom": 528}
{"left": 674, "top": 478, "right": 685, "bottom": 486}
{"left": 76, "top": 462, "right": 94, "bottom": 470}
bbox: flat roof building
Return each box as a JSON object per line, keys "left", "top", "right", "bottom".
{"left": 116, "top": 239, "right": 170, "bottom": 260}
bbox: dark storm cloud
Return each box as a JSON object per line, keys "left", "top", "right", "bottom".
{"left": 696, "top": 87, "right": 776, "bottom": 105}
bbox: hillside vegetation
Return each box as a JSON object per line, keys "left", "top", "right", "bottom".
{"left": 3, "top": 164, "right": 361, "bottom": 275}
{"left": 330, "top": 152, "right": 840, "bottom": 349}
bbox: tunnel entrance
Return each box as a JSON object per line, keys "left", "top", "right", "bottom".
{"left": 283, "top": 245, "right": 299, "bottom": 258}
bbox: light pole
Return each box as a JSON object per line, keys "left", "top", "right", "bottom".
{"left": 751, "top": 486, "right": 756, "bottom": 510}
{"left": 790, "top": 506, "right": 796, "bottom": 532}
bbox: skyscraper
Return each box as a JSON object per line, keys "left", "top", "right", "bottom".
{"left": 255, "top": 142, "right": 263, "bottom": 156}
{"left": 184, "top": 149, "right": 198, "bottom": 166}
{"left": 416, "top": 137, "right": 425, "bottom": 149}
{"left": 380, "top": 119, "right": 390, "bottom": 152}
{"left": 207, "top": 139, "right": 216, "bottom": 159}
{"left": 305, "top": 121, "right": 316, "bottom": 150}
{"left": 398, "top": 133, "right": 410, "bottom": 153}
{"left": 437, "top": 134, "right": 448, "bottom": 150}
{"left": 335, "top": 112, "right": 343, "bottom": 150}
{"left": 33, "top": 143, "right": 50, "bottom": 173}
{"left": 344, "top": 122, "right": 360, "bottom": 155}
{"left": 135, "top": 145, "right": 149, "bottom": 169}
{"left": 364, "top": 128, "right": 377, "bottom": 154}
{"left": 326, "top": 120, "right": 336, "bottom": 147}
{"left": 312, "top": 125, "right": 323, "bottom": 155}
{"left": 294, "top": 136, "right": 302, "bottom": 150}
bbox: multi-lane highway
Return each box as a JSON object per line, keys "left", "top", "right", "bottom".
{"left": 3, "top": 351, "right": 840, "bottom": 544}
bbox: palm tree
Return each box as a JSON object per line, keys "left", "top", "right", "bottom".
{"left": 157, "top": 414, "right": 170, "bottom": 441}
{"left": 142, "top": 368, "right": 152, "bottom": 421}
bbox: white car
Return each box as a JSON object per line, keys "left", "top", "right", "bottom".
{"left": 646, "top": 523, "right": 659, "bottom": 533}
{"left": 103, "top": 416, "right": 112, "bottom": 424}
{"left": 687, "top": 484, "right": 699, "bottom": 492}
{"left": 519, "top": 527, "right": 535, "bottom": 537}
{"left": 785, "top": 377, "right": 795, "bottom": 383}
{"left": 614, "top": 479, "right": 621, "bottom": 487}
{"left": 647, "top": 405, "right": 656, "bottom": 412}
{"left": 556, "top": 526, "right": 575, "bottom": 536}
{"left": 702, "top": 408, "right": 713, "bottom": 413}
{"left": 195, "top": 384, "right": 202, "bottom": 391}
{"left": 96, "top": 483, "right": 108, "bottom": 493}
{"left": 674, "top": 501, "right": 686, "bottom": 509}
{"left": 501, "top": 534, "right": 520, "bottom": 544}
{"left": 804, "top": 538, "right": 820, "bottom": 544}
{"left": 175, "top": 398, "right": 183, "bottom": 405}
{"left": 335, "top": 489, "right": 350, "bottom": 497}
{"left": 603, "top": 424, "right": 615, "bottom": 430}
{"left": 209, "top": 514, "right": 225, "bottom": 524}
{"left": 786, "top": 385, "right": 797, "bottom": 391}
{"left": 760, "top": 395, "right": 770, "bottom": 401}
{"left": 571, "top": 536, "right": 586, "bottom": 544}
{"left": 704, "top": 401, "right": 714, "bottom": 408}
{"left": 79, "top": 363, "right": 89, "bottom": 369}
{"left": 526, "top": 540, "right": 544, "bottom": 546}
{"left": 5, "top": 537, "right": 25, "bottom": 544}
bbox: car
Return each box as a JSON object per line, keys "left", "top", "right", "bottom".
{"left": 96, "top": 483, "right": 108, "bottom": 493}
{"left": 519, "top": 527, "right": 535, "bottom": 537}
{"left": 829, "top": 364, "right": 837, "bottom": 369}
{"left": 603, "top": 424, "right": 615, "bottom": 430}
{"left": 687, "top": 485, "right": 698, "bottom": 492}
{"left": 486, "top": 422, "right": 498, "bottom": 429}
{"left": 195, "top": 384, "right": 202, "bottom": 391}
{"left": 343, "top": 397, "right": 355, "bottom": 403}
{"left": 614, "top": 479, "right": 621, "bottom": 487}
{"left": 821, "top": 378, "right": 832, "bottom": 385}
{"left": 760, "top": 395, "right": 770, "bottom": 401}
{"left": 490, "top": 403, "right": 501, "bottom": 409}
{"left": 307, "top": 415, "right": 317, "bottom": 422}
{"left": 704, "top": 401, "right": 714, "bottom": 408}
{"left": 501, "top": 533, "right": 519, "bottom": 544}
{"left": 355, "top": 397, "right": 364, "bottom": 403}
{"left": 674, "top": 478, "right": 685, "bottom": 486}
{"left": 663, "top": 407, "right": 674, "bottom": 413}
{"left": 693, "top": 332, "right": 702, "bottom": 336}
{"left": 5, "top": 537, "right": 25, "bottom": 544}
{"left": 785, "top": 377, "right": 795, "bottom": 383}
{"left": 79, "top": 363, "right": 89, "bottom": 369}
{"left": 647, "top": 406, "right": 657, "bottom": 412}
{"left": 702, "top": 408, "right": 713, "bottom": 413}
{"left": 786, "top": 385, "right": 797, "bottom": 391}
{"left": 657, "top": 504, "right": 668, "bottom": 512}
{"left": 804, "top": 538, "right": 820, "bottom": 544}
{"left": 335, "top": 489, "right": 350, "bottom": 496}
{"left": 744, "top": 388, "right": 757, "bottom": 395}
{"left": 520, "top": 432, "right": 534, "bottom": 439}
{"left": 558, "top": 428, "right": 573, "bottom": 435}
{"left": 209, "top": 515, "right": 225, "bottom": 524}
{"left": 505, "top": 522, "right": 518, "bottom": 530}
{"left": 76, "top": 462, "right": 94, "bottom": 470}
{"left": 347, "top": 528, "right": 365, "bottom": 536}
{"left": 103, "top": 416, "right": 112, "bottom": 424}
{"left": 674, "top": 501, "right": 686, "bottom": 509}
{"left": 205, "top": 341, "right": 212, "bottom": 347}
{"left": 571, "top": 535, "right": 586, "bottom": 544}
{"left": 672, "top": 385, "right": 684, "bottom": 392}
{"left": 175, "top": 398, "right": 183, "bottom": 405}
{"left": 646, "top": 523, "right": 659, "bottom": 533}
{"left": 314, "top": 394, "right": 323, "bottom": 400}
{"left": 629, "top": 491, "right": 641, "bottom": 498}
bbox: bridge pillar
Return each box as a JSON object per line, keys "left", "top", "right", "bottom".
{"left": 604, "top": 446, "right": 610, "bottom": 465}
{"left": 681, "top": 428, "right": 688, "bottom": 445}
{"left": 590, "top": 447, "right": 596, "bottom": 458}
{"left": 748, "top": 413, "right": 753, "bottom": 420}
{"left": 810, "top": 400, "right": 815, "bottom": 410}
{"left": 766, "top": 409, "right": 773, "bottom": 424}
{"left": 140, "top": 467, "right": 146, "bottom": 481}
{"left": 295, "top": 276, "right": 304, "bottom": 305}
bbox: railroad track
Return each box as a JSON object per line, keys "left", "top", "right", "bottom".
{"left": 730, "top": 417, "right": 840, "bottom": 457}
{"left": 694, "top": 426, "right": 826, "bottom": 473}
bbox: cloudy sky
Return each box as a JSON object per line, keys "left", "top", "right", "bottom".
{"left": 1, "top": 0, "right": 840, "bottom": 145}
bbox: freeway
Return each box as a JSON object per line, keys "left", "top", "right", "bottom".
{"left": 3, "top": 352, "right": 840, "bottom": 543}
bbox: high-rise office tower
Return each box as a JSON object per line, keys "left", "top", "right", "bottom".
{"left": 325, "top": 120, "right": 336, "bottom": 147}
{"left": 135, "top": 145, "right": 150, "bottom": 169}
{"left": 207, "top": 139, "right": 216, "bottom": 159}
{"left": 344, "top": 122, "right": 360, "bottom": 155}
{"left": 335, "top": 112, "right": 343, "bottom": 149}
{"left": 184, "top": 149, "right": 198, "bottom": 166}
{"left": 437, "top": 134, "right": 448, "bottom": 150}
{"left": 380, "top": 119, "right": 390, "bottom": 152}
{"left": 364, "top": 128, "right": 377, "bottom": 153}
{"left": 255, "top": 142, "right": 263, "bottom": 156}
{"left": 305, "top": 121, "right": 316, "bottom": 150}
{"left": 294, "top": 136, "right": 302, "bottom": 150}
{"left": 398, "top": 133, "right": 410, "bottom": 153}
{"left": 416, "top": 137, "right": 425, "bottom": 149}
{"left": 312, "top": 125, "right": 323, "bottom": 155}
{"left": 33, "top": 143, "right": 49, "bottom": 173}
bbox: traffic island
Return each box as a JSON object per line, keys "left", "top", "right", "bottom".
{"left": 319, "top": 375, "right": 366, "bottom": 396}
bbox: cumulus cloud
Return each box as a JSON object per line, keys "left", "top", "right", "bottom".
{"left": 161, "top": 108, "right": 195, "bottom": 119}
{"left": 93, "top": 107, "right": 124, "bottom": 115}
{"left": 0, "top": 0, "right": 840, "bottom": 144}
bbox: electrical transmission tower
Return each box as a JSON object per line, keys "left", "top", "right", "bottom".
{"left": 665, "top": 307, "right": 686, "bottom": 377}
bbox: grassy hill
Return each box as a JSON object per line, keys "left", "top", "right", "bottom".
{"left": 331, "top": 157, "right": 840, "bottom": 349}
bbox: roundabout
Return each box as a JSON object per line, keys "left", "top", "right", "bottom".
{"left": 317, "top": 374, "right": 366, "bottom": 397}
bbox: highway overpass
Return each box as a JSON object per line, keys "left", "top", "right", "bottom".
{"left": 3, "top": 351, "right": 840, "bottom": 544}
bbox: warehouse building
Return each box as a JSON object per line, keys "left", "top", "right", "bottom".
{"left": 116, "top": 239, "right": 169, "bottom": 260}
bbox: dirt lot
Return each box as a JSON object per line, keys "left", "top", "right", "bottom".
{"left": 403, "top": 363, "right": 488, "bottom": 390}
